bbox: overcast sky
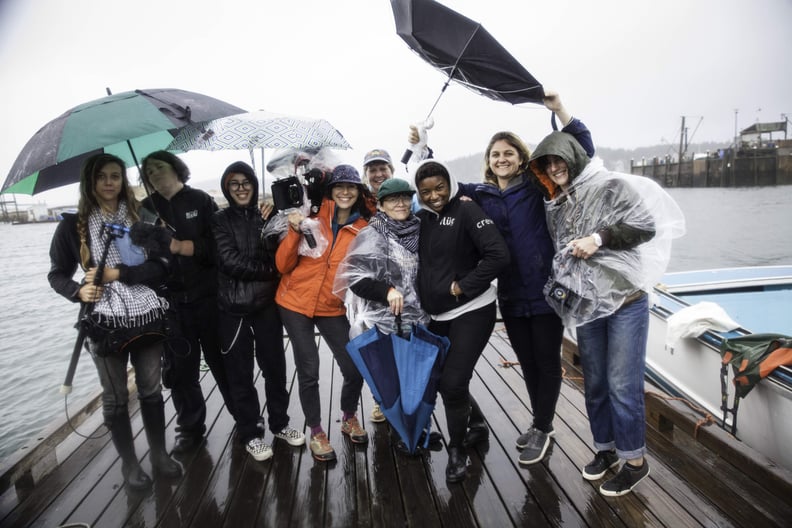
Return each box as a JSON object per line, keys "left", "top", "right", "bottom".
{"left": 1, "top": 0, "right": 790, "bottom": 206}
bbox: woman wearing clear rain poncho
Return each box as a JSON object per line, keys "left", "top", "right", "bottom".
{"left": 333, "top": 178, "right": 434, "bottom": 451}
{"left": 529, "top": 130, "right": 685, "bottom": 498}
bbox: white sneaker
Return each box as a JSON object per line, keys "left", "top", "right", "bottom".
{"left": 275, "top": 426, "right": 306, "bottom": 447}
{"left": 246, "top": 437, "right": 273, "bottom": 461}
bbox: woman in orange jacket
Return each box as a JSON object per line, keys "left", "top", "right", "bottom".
{"left": 275, "top": 164, "right": 373, "bottom": 461}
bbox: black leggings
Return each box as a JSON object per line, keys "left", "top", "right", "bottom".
{"left": 429, "top": 302, "right": 496, "bottom": 447}
{"left": 502, "top": 312, "right": 563, "bottom": 432}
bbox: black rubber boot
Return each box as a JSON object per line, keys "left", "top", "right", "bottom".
{"left": 446, "top": 446, "right": 468, "bottom": 483}
{"left": 140, "top": 399, "right": 182, "bottom": 479}
{"left": 108, "top": 408, "right": 152, "bottom": 491}
{"left": 445, "top": 402, "right": 470, "bottom": 482}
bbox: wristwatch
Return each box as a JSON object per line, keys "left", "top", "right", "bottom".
{"left": 591, "top": 232, "right": 603, "bottom": 247}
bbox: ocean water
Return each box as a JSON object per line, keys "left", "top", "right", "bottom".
{"left": 1, "top": 186, "right": 791, "bottom": 461}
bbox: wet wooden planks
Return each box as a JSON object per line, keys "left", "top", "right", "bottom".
{"left": 2, "top": 327, "right": 792, "bottom": 527}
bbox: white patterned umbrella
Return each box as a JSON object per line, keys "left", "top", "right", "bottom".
{"left": 167, "top": 110, "right": 352, "bottom": 152}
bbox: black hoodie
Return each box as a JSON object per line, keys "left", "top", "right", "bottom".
{"left": 211, "top": 161, "right": 280, "bottom": 315}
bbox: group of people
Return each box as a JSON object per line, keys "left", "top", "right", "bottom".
{"left": 48, "top": 92, "right": 683, "bottom": 497}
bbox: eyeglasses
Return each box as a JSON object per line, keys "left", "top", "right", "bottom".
{"left": 382, "top": 194, "right": 412, "bottom": 205}
{"left": 228, "top": 180, "right": 252, "bottom": 191}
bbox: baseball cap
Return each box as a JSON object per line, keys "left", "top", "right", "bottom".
{"left": 363, "top": 149, "right": 392, "bottom": 166}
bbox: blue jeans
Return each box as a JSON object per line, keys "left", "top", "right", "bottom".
{"left": 575, "top": 294, "right": 648, "bottom": 460}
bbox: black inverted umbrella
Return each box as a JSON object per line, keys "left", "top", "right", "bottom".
{"left": 2, "top": 88, "right": 246, "bottom": 195}
{"left": 391, "top": 0, "right": 544, "bottom": 111}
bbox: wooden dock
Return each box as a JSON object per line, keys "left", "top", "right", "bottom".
{"left": 2, "top": 324, "right": 791, "bottom": 527}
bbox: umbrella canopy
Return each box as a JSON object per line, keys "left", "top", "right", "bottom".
{"left": 167, "top": 111, "right": 352, "bottom": 153}
{"left": 2, "top": 88, "right": 246, "bottom": 195}
{"left": 390, "top": 0, "right": 544, "bottom": 106}
{"left": 346, "top": 324, "right": 449, "bottom": 454}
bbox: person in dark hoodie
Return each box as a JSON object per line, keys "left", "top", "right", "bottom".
{"left": 140, "top": 150, "right": 231, "bottom": 454}
{"left": 212, "top": 161, "right": 305, "bottom": 463}
{"left": 413, "top": 159, "right": 509, "bottom": 482}
{"left": 528, "top": 131, "right": 684, "bottom": 497}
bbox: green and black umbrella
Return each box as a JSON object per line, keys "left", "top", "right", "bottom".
{"left": 2, "top": 88, "right": 245, "bottom": 195}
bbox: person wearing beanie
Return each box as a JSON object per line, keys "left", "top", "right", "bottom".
{"left": 275, "top": 164, "right": 374, "bottom": 462}
{"left": 211, "top": 161, "right": 305, "bottom": 463}
{"left": 140, "top": 150, "right": 229, "bottom": 455}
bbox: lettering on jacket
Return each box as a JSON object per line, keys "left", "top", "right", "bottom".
{"left": 440, "top": 217, "right": 455, "bottom": 226}
{"left": 185, "top": 209, "right": 198, "bottom": 219}
{"left": 476, "top": 218, "right": 494, "bottom": 229}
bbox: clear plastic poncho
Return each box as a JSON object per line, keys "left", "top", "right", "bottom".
{"left": 334, "top": 226, "right": 429, "bottom": 339}
{"left": 544, "top": 158, "right": 686, "bottom": 327}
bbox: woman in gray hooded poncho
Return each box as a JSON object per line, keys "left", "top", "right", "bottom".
{"left": 529, "top": 131, "right": 685, "bottom": 497}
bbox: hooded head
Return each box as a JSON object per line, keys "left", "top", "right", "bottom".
{"left": 221, "top": 161, "right": 259, "bottom": 208}
{"left": 413, "top": 159, "right": 458, "bottom": 214}
{"left": 529, "top": 131, "right": 591, "bottom": 200}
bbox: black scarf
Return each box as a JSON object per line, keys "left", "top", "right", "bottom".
{"left": 369, "top": 211, "right": 420, "bottom": 253}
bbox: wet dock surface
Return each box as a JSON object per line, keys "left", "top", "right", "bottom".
{"left": 2, "top": 324, "right": 791, "bottom": 527}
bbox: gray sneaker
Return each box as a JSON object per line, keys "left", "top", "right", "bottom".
{"left": 518, "top": 428, "right": 552, "bottom": 465}
{"left": 516, "top": 425, "right": 555, "bottom": 449}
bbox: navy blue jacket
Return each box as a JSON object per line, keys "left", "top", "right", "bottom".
{"left": 458, "top": 118, "right": 595, "bottom": 317}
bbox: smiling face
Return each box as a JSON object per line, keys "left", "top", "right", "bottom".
{"left": 488, "top": 139, "right": 523, "bottom": 182}
{"left": 226, "top": 173, "right": 253, "bottom": 207}
{"left": 364, "top": 162, "right": 392, "bottom": 194}
{"left": 417, "top": 175, "right": 451, "bottom": 213}
{"left": 93, "top": 162, "right": 124, "bottom": 210}
{"left": 544, "top": 155, "right": 571, "bottom": 189}
{"left": 331, "top": 182, "right": 360, "bottom": 212}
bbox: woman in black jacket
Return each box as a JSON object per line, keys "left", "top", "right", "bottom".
{"left": 211, "top": 161, "right": 304, "bottom": 463}
{"left": 414, "top": 160, "right": 509, "bottom": 482}
{"left": 48, "top": 153, "right": 181, "bottom": 491}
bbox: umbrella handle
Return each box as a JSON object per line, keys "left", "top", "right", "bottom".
{"left": 401, "top": 118, "right": 435, "bottom": 165}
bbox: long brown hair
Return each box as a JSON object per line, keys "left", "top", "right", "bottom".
{"left": 482, "top": 131, "right": 531, "bottom": 186}
{"left": 76, "top": 153, "right": 139, "bottom": 269}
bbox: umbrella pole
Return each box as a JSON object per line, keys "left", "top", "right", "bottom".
{"left": 106, "top": 87, "right": 149, "bottom": 197}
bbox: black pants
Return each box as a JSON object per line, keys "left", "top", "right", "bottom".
{"left": 502, "top": 312, "right": 563, "bottom": 432}
{"left": 429, "top": 302, "right": 496, "bottom": 448}
{"left": 169, "top": 296, "right": 226, "bottom": 438}
{"left": 219, "top": 303, "right": 290, "bottom": 444}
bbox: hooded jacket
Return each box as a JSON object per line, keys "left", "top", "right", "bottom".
{"left": 275, "top": 197, "right": 368, "bottom": 318}
{"left": 211, "top": 161, "right": 280, "bottom": 316}
{"left": 528, "top": 132, "right": 685, "bottom": 326}
{"left": 413, "top": 159, "right": 509, "bottom": 316}
{"left": 142, "top": 186, "right": 218, "bottom": 304}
